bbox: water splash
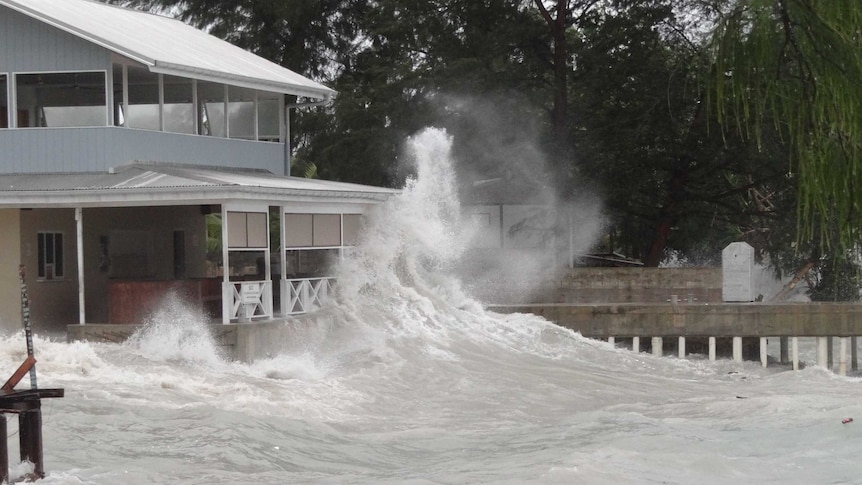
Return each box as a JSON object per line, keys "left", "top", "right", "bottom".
{"left": 125, "top": 293, "right": 224, "bottom": 366}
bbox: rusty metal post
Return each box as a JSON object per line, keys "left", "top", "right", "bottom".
{"left": 19, "top": 406, "right": 44, "bottom": 479}
{"left": 18, "top": 265, "right": 37, "bottom": 389}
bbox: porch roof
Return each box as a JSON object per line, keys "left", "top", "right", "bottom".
{"left": 0, "top": 0, "right": 335, "bottom": 100}
{"left": 0, "top": 163, "right": 398, "bottom": 208}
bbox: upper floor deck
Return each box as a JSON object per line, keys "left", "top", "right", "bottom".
{"left": 0, "top": 0, "right": 333, "bottom": 176}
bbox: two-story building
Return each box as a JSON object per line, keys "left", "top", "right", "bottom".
{"left": 0, "top": 0, "right": 396, "bottom": 336}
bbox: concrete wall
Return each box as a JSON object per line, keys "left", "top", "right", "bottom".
{"left": 469, "top": 266, "right": 723, "bottom": 305}
{"left": 553, "top": 267, "right": 723, "bottom": 304}
{"left": 0, "top": 209, "right": 21, "bottom": 332}
{"left": 67, "top": 312, "right": 337, "bottom": 362}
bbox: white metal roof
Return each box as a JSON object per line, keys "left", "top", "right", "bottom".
{"left": 0, "top": 0, "right": 336, "bottom": 99}
{"left": 0, "top": 163, "right": 398, "bottom": 208}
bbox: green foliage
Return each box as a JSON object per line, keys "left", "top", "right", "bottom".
{"left": 711, "top": 0, "right": 862, "bottom": 250}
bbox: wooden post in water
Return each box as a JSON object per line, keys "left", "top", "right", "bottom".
{"left": 0, "top": 265, "right": 65, "bottom": 481}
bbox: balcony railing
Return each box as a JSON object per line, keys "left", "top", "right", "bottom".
{"left": 224, "top": 280, "right": 274, "bottom": 322}
{"left": 282, "top": 277, "right": 335, "bottom": 315}
{"left": 0, "top": 127, "right": 284, "bottom": 174}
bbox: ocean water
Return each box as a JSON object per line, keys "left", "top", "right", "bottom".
{"left": 4, "top": 129, "right": 862, "bottom": 484}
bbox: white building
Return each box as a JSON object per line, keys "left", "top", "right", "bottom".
{"left": 0, "top": 0, "right": 396, "bottom": 334}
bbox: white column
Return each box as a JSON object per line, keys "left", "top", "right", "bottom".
{"left": 75, "top": 208, "right": 85, "bottom": 325}
{"left": 732, "top": 336, "right": 742, "bottom": 362}
{"left": 792, "top": 337, "right": 799, "bottom": 371}
{"left": 853, "top": 336, "right": 858, "bottom": 371}
{"left": 709, "top": 337, "right": 716, "bottom": 361}
{"left": 678, "top": 336, "right": 686, "bottom": 359}
{"left": 280, "top": 208, "right": 287, "bottom": 316}
{"left": 221, "top": 205, "right": 231, "bottom": 324}
{"left": 158, "top": 73, "right": 165, "bottom": 131}
{"left": 760, "top": 337, "right": 768, "bottom": 367}
{"left": 632, "top": 337, "right": 640, "bottom": 353}
{"left": 121, "top": 65, "right": 129, "bottom": 126}
{"left": 839, "top": 337, "right": 848, "bottom": 376}
{"left": 817, "top": 337, "right": 829, "bottom": 369}
{"left": 607, "top": 336, "right": 615, "bottom": 346}
{"left": 651, "top": 337, "right": 663, "bottom": 357}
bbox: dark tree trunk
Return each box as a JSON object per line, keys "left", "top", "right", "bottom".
{"left": 643, "top": 164, "right": 689, "bottom": 267}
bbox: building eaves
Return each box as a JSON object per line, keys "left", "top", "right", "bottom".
{"left": 0, "top": 0, "right": 336, "bottom": 99}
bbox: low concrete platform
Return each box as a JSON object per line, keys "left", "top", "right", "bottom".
{"left": 487, "top": 302, "right": 862, "bottom": 338}
{"left": 66, "top": 311, "right": 336, "bottom": 362}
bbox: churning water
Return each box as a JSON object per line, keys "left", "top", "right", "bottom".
{"left": 6, "top": 129, "right": 862, "bottom": 484}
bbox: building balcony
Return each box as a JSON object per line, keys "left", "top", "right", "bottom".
{"left": 0, "top": 127, "right": 286, "bottom": 175}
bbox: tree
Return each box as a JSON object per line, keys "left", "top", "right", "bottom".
{"left": 711, "top": 1, "right": 862, "bottom": 251}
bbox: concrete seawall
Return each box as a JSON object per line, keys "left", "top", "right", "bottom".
{"left": 66, "top": 311, "right": 337, "bottom": 362}
{"left": 486, "top": 302, "right": 862, "bottom": 338}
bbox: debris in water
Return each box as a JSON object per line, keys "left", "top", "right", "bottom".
{"left": 842, "top": 418, "right": 853, "bottom": 424}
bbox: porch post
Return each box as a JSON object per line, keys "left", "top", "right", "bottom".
{"left": 280, "top": 208, "right": 287, "bottom": 315}
{"left": 264, "top": 207, "right": 273, "bottom": 319}
{"left": 75, "top": 208, "right": 85, "bottom": 325}
{"left": 221, "top": 205, "right": 230, "bottom": 324}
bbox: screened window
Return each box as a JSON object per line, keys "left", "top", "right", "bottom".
{"left": 228, "top": 86, "right": 255, "bottom": 140}
{"left": 126, "top": 65, "right": 160, "bottom": 130}
{"left": 16, "top": 72, "right": 107, "bottom": 127}
{"left": 37, "top": 232, "right": 64, "bottom": 280}
{"left": 198, "top": 81, "right": 226, "bottom": 137}
{"left": 257, "top": 93, "right": 281, "bottom": 141}
{"left": 164, "top": 75, "right": 194, "bottom": 134}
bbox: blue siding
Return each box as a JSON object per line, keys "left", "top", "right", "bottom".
{"left": 0, "top": 127, "right": 286, "bottom": 174}
{"left": 0, "top": 6, "right": 111, "bottom": 72}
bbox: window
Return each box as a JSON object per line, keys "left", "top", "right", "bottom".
{"left": 16, "top": 72, "right": 107, "bottom": 127}
{"left": 257, "top": 92, "right": 281, "bottom": 141}
{"left": 0, "top": 74, "right": 7, "bottom": 128}
{"left": 125, "top": 65, "right": 159, "bottom": 131}
{"left": 228, "top": 86, "right": 255, "bottom": 140}
{"left": 163, "top": 75, "right": 194, "bottom": 134}
{"left": 198, "top": 81, "right": 226, "bottom": 137}
{"left": 37, "top": 232, "right": 64, "bottom": 280}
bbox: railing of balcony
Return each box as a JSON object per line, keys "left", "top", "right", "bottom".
{"left": 282, "top": 277, "right": 335, "bottom": 315}
{"left": 0, "top": 127, "right": 284, "bottom": 174}
{"left": 224, "top": 280, "right": 273, "bottom": 322}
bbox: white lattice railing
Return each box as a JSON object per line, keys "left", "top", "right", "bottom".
{"left": 224, "top": 280, "right": 273, "bottom": 321}
{"left": 282, "top": 277, "right": 335, "bottom": 315}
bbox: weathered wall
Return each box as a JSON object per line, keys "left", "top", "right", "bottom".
{"left": 20, "top": 208, "right": 78, "bottom": 334}
{"left": 551, "top": 267, "right": 722, "bottom": 304}
{"left": 0, "top": 209, "right": 21, "bottom": 332}
{"left": 471, "top": 266, "right": 723, "bottom": 305}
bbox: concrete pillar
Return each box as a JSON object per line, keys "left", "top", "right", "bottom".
{"left": 853, "top": 337, "right": 858, "bottom": 371}
{"left": 828, "top": 336, "right": 834, "bottom": 370}
{"left": 733, "top": 336, "right": 743, "bottom": 362}
{"left": 839, "top": 337, "right": 848, "bottom": 376}
{"left": 760, "top": 337, "right": 768, "bottom": 368}
{"left": 632, "top": 337, "right": 640, "bottom": 353}
{"left": 651, "top": 337, "right": 663, "bottom": 357}
{"left": 678, "top": 336, "right": 686, "bottom": 359}
{"left": 608, "top": 337, "right": 615, "bottom": 347}
{"left": 779, "top": 336, "right": 789, "bottom": 364}
{"left": 792, "top": 337, "right": 799, "bottom": 371}
{"left": 817, "top": 337, "right": 829, "bottom": 369}
{"left": 709, "top": 337, "right": 716, "bottom": 362}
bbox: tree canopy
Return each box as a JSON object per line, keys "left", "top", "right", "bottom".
{"left": 115, "top": 0, "right": 862, "bottom": 294}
